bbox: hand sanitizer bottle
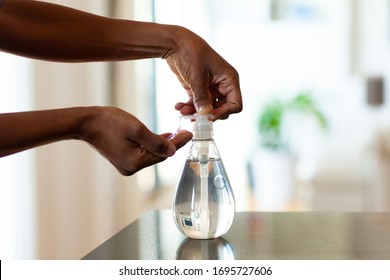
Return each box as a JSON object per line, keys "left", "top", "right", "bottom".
{"left": 173, "top": 114, "right": 235, "bottom": 239}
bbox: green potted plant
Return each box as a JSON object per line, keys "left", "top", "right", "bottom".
{"left": 258, "top": 91, "right": 328, "bottom": 151}
{"left": 251, "top": 91, "right": 328, "bottom": 210}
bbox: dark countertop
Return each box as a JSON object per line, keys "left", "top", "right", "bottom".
{"left": 83, "top": 210, "right": 390, "bottom": 260}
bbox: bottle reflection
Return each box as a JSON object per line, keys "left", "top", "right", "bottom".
{"left": 176, "top": 237, "right": 235, "bottom": 260}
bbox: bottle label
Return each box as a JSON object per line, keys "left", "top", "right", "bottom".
{"left": 180, "top": 212, "right": 200, "bottom": 231}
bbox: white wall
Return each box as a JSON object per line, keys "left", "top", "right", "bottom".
{"left": 0, "top": 53, "right": 36, "bottom": 259}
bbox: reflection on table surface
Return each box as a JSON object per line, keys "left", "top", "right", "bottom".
{"left": 83, "top": 210, "right": 390, "bottom": 260}
{"left": 176, "top": 238, "right": 234, "bottom": 260}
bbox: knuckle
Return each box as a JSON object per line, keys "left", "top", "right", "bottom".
{"left": 116, "top": 163, "right": 136, "bottom": 176}
{"left": 119, "top": 169, "right": 135, "bottom": 177}
{"left": 236, "top": 103, "right": 243, "bottom": 113}
{"left": 131, "top": 122, "right": 147, "bottom": 139}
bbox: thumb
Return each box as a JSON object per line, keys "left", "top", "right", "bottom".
{"left": 191, "top": 74, "right": 213, "bottom": 114}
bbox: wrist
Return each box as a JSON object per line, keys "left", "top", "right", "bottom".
{"left": 157, "top": 24, "right": 188, "bottom": 59}
{"left": 107, "top": 20, "right": 182, "bottom": 60}
{"left": 75, "top": 106, "right": 104, "bottom": 142}
{"left": 160, "top": 25, "right": 202, "bottom": 58}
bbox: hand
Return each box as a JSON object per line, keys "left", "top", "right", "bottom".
{"left": 0, "top": 1, "right": 242, "bottom": 120}
{"left": 165, "top": 27, "right": 243, "bottom": 120}
{"left": 0, "top": 107, "right": 192, "bottom": 175}
{"left": 79, "top": 107, "right": 192, "bottom": 175}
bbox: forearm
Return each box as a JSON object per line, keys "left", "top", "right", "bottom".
{"left": 0, "top": 107, "right": 91, "bottom": 156}
{"left": 0, "top": 0, "right": 179, "bottom": 62}
{"left": 0, "top": 106, "right": 193, "bottom": 175}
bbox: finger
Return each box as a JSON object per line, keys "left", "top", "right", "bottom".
{"left": 209, "top": 103, "right": 238, "bottom": 121}
{"left": 118, "top": 131, "right": 192, "bottom": 176}
{"left": 209, "top": 68, "right": 243, "bottom": 120}
{"left": 131, "top": 125, "right": 176, "bottom": 157}
{"left": 174, "top": 102, "right": 197, "bottom": 115}
{"left": 167, "top": 130, "right": 193, "bottom": 149}
{"left": 174, "top": 95, "right": 196, "bottom": 115}
{"left": 125, "top": 149, "right": 166, "bottom": 175}
{"left": 110, "top": 145, "right": 165, "bottom": 177}
{"left": 209, "top": 89, "right": 243, "bottom": 120}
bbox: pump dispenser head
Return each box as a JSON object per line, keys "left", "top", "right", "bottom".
{"left": 182, "top": 113, "right": 213, "bottom": 139}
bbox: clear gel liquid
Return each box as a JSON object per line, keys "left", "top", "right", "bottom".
{"left": 173, "top": 159, "right": 235, "bottom": 239}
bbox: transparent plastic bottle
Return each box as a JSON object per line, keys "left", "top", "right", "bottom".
{"left": 173, "top": 114, "right": 235, "bottom": 239}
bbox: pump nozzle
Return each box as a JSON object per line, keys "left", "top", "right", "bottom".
{"left": 180, "top": 113, "right": 213, "bottom": 139}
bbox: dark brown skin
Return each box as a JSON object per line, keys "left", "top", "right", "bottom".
{"left": 0, "top": 107, "right": 192, "bottom": 176}
{"left": 0, "top": 0, "right": 242, "bottom": 175}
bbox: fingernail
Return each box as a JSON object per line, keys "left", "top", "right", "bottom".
{"left": 198, "top": 104, "right": 213, "bottom": 114}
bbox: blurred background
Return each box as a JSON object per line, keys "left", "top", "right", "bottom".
{"left": 1, "top": 0, "right": 390, "bottom": 259}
